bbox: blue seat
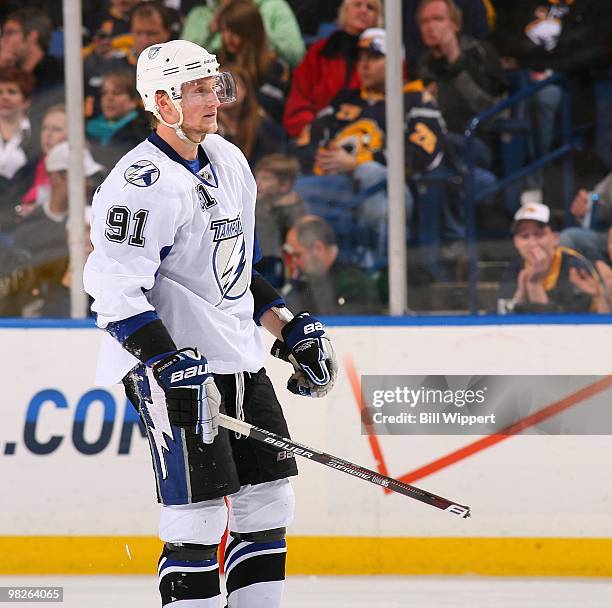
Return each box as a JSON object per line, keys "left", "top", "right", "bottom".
{"left": 49, "top": 29, "right": 64, "bottom": 58}
{"left": 295, "top": 175, "right": 387, "bottom": 270}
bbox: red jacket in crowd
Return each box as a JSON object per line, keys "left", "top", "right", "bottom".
{"left": 283, "top": 31, "right": 361, "bottom": 138}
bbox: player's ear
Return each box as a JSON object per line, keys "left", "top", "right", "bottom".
{"left": 155, "top": 91, "right": 177, "bottom": 122}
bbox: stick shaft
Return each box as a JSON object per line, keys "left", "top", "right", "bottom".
{"left": 218, "top": 414, "right": 470, "bottom": 518}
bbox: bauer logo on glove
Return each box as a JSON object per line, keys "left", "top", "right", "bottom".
{"left": 169, "top": 364, "right": 209, "bottom": 384}
{"left": 151, "top": 347, "right": 221, "bottom": 444}
{"left": 271, "top": 312, "right": 338, "bottom": 398}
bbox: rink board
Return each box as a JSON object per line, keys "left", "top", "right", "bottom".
{"left": 1, "top": 318, "right": 611, "bottom": 575}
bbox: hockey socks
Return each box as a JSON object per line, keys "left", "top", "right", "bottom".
{"left": 224, "top": 531, "right": 287, "bottom": 608}
{"left": 158, "top": 542, "right": 221, "bottom": 607}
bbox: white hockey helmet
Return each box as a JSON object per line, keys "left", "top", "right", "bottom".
{"left": 136, "top": 40, "right": 236, "bottom": 140}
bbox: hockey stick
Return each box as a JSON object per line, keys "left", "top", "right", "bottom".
{"left": 218, "top": 413, "right": 471, "bottom": 518}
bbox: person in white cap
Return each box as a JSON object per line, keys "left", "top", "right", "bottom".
{"left": 43, "top": 141, "right": 104, "bottom": 222}
{"left": 9, "top": 139, "right": 103, "bottom": 316}
{"left": 497, "top": 202, "right": 609, "bottom": 313}
{"left": 83, "top": 40, "right": 338, "bottom": 608}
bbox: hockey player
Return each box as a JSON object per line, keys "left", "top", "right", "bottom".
{"left": 83, "top": 40, "right": 337, "bottom": 607}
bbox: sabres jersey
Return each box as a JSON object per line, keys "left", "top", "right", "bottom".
{"left": 84, "top": 132, "right": 266, "bottom": 385}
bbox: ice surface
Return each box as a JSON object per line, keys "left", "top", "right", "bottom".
{"left": 1, "top": 575, "right": 611, "bottom": 607}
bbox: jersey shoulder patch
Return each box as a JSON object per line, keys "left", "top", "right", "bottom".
{"left": 124, "top": 159, "right": 160, "bottom": 188}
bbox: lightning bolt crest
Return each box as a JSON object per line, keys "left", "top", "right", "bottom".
{"left": 220, "top": 236, "right": 246, "bottom": 294}
{"left": 214, "top": 235, "right": 246, "bottom": 305}
{"left": 143, "top": 370, "right": 175, "bottom": 480}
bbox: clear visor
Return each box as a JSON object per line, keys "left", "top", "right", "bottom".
{"left": 180, "top": 72, "right": 237, "bottom": 106}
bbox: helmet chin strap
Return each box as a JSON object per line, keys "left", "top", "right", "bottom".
{"left": 154, "top": 101, "right": 205, "bottom": 145}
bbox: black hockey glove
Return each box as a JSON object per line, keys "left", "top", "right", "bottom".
{"left": 271, "top": 312, "right": 338, "bottom": 398}
{"left": 151, "top": 348, "right": 221, "bottom": 444}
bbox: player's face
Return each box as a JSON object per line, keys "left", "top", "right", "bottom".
{"left": 357, "top": 51, "right": 386, "bottom": 91}
{"left": 513, "top": 221, "right": 557, "bottom": 261}
{"left": 180, "top": 77, "right": 222, "bottom": 135}
{"left": 41, "top": 110, "right": 66, "bottom": 154}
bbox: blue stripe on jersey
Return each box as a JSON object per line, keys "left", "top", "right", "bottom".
{"left": 160, "top": 244, "right": 173, "bottom": 263}
{"left": 106, "top": 310, "right": 159, "bottom": 344}
{"left": 226, "top": 539, "right": 286, "bottom": 570}
{"left": 253, "top": 298, "right": 285, "bottom": 326}
{"left": 253, "top": 231, "right": 263, "bottom": 265}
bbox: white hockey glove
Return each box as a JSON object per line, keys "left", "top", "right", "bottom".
{"left": 151, "top": 348, "right": 221, "bottom": 444}
{"left": 271, "top": 312, "right": 338, "bottom": 398}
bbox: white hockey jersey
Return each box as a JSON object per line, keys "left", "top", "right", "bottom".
{"left": 84, "top": 132, "right": 266, "bottom": 385}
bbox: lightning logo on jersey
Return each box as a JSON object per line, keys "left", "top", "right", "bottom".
{"left": 210, "top": 215, "right": 249, "bottom": 303}
{"left": 124, "top": 160, "right": 160, "bottom": 187}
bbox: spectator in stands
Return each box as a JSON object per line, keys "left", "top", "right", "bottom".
{"left": 41, "top": 142, "right": 103, "bottom": 221}
{"left": 560, "top": 173, "right": 612, "bottom": 263}
{"left": 283, "top": 0, "right": 381, "bottom": 139}
{"left": 83, "top": 0, "right": 139, "bottom": 58}
{"left": 84, "top": 1, "right": 173, "bottom": 118}
{"left": 283, "top": 215, "right": 381, "bottom": 314}
{"left": 16, "top": 104, "right": 66, "bottom": 219}
{"left": 86, "top": 71, "right": 149, "bottom": 169}
{"left": 416, "top": 0, "right": 507, "bottom": 170}
{"left": 182, "top": 0, "right": 305, "bottom": 68}
{"left": 217, "top": 0, "right": 290, "bottom": 124}
{"left": 286, "top": 0, "right": 343, "bottom": 42}
{"left": 497, "top": 203, "right": 609, "bottom": 313}
{"left": 402, "top": 0, "right": 493, "bottom": 75}
{"left": 560, "top": 223, "right": 612, "bottom": 313}
{"left": 0, "top": 241, "right": 34, "bottom": 316}
{"left": 0, "top": 2, "right": 63, "bottom": 29}
{"left": 597, "top": 227, "right": 612, "bottom": 310}
{"left": 254, "top": 154, "right": 305, "bottom": 261}
{"left": 0, "top": 8, "right": 63, "bottom": 94}
{"left": 490, "top": 2, "right": 568, "bottom": 206}
{"left": 129, "top": 1, "right": 174, "bottom": 62}
{"left": 217, "top": 66, "right": 285, "bottom": 167}
{"left": 493, "top": 0, "right": 612, "bottom": 177}
{"left": 0, "top": 67, "right": 36, "bottom": 181}
{"left": 11, "top": 142, "right": 103, "bottom": 316}
{"left": 0, "top": 67, "right": 37, "bottom": 233}
{"left": 294, "top": 28, "right": 445, "bottom": 266}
